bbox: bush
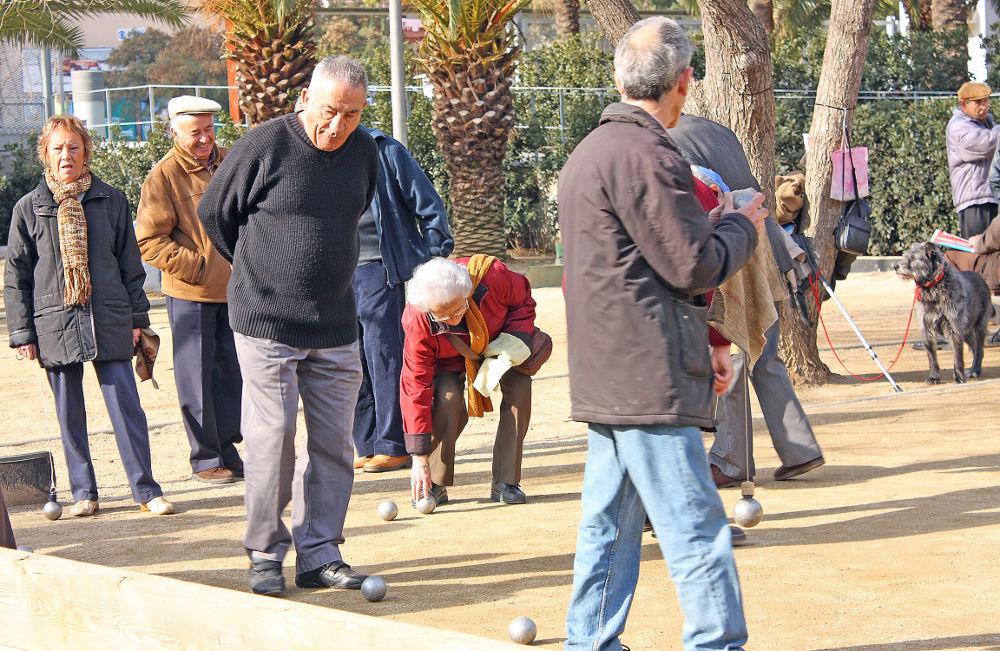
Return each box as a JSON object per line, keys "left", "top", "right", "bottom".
{"left": 0, "top": 135, "right": 44, "bottom": 244}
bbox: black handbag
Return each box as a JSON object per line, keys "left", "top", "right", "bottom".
{"left": 833, "top": 130, "right": 872, "bottom": 257}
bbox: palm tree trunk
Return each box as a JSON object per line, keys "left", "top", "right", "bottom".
{"left": 554, "top": 0, "right": 581, "bottom": 36}
{"left": 448, "top": 159, "right": 508, "bottom": 257}
{"left": 748, "top": 0, "right": 774, "bottom": 33}
{"left": 931, "top": 0, "right": 969, "bottom": 31}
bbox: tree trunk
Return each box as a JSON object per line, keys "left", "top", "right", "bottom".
{"left": 780, "top": 0, "right": 876, "bottom": 386}
{"left": 931, "top": 0, "right": 969, "bottom": 31}
{"left": 554, "top": 0, "right": 581, "bottom": 36}
{"left": 582, "top": 0, "right": 639, "bottom": 46}
{"left": 748, "top": 0, "right": 774, "bottom": 34}
{"left": 696, "top": 0, "right": 775, "bottom": 208}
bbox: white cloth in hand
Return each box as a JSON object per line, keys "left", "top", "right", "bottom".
{"left": 472, "top": 333, "right": 531, "bottom": 397}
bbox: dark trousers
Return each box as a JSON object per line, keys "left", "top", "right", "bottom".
{"left": 351, "top": 262, "right": 407, "bottom": 457}
{"left": 46, "top": 360, "right": 162, "bottom": 503}
{"left": 959, "top": 202, "right": 997, "bottom": 239}
{"left": 166, "top": 296, "right": 243, "bottom": 473}
{"left": 0, "top": 486, "right": 14, "bottom": 549}
{"left": 429, "top": 370, "right": 531, "bottom": 486}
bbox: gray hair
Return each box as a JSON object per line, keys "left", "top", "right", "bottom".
{"left": 614, "top": 17, "right": 692, "bottom": 101}
{"left": 406, "top": 258, "right": 473, "bottom": 312}
{"left": 311, "top": 55, "right": 368, "bottom": 92}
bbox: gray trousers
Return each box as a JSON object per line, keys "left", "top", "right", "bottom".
{"left": 234, "top": 333, "right": 362, "bottom": 574}
{"left": 0, "top": 486, "right": 15, "bottom": 549}
{"left": 709, "top": 319, "right": 822, "bottom": 480}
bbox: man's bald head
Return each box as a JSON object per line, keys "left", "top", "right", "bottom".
{"left": 614, "top": 17, "right": 692, "bottom": 102}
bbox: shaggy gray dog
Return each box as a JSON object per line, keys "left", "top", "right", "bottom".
{"left": 895, "top": 242, "right": 991, "bottom": 384}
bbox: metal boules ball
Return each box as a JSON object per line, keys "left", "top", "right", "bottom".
{"left": 42, "top": 494, "right": 62, "bottom": 521}
{"left": 733, "top": 497, "right": 763, "bottom": 528}
{"left": 16, "top": 545, "right": 33, "bottom": 553}
{"left": 361, "top": 575, "right": 387, "bottom": 602}
{"left": 377, "top": 500, "right": 398, "bottom": 521}
{"left": 508, "top": 616, "right": 537, "bottom": 645}
{"left": 730, "top": 188, "right": 759, "bottom": 210}
{"left": 415, "top": 495, "right": 436, "bottom": 515}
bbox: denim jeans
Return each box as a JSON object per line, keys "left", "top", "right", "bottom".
{"left": 565, "top": 423, "right": 747, "bottom": 651}
{"left": 351, "top": 261, "right": 408, "bottom": 457}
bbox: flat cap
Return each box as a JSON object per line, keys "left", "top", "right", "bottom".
{"left": 958, "top": 81, "right": 991, "bottom": 102}
{"left": 167, "top": 95, "right": 222, "bottom": 119}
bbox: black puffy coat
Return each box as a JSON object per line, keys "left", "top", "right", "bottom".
{"left": 5, "top": 174, "right": 150, "bottom": 368}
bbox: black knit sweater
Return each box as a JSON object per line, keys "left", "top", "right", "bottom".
{"left": 198, "top": 113, "right": 378, "bottom": 348}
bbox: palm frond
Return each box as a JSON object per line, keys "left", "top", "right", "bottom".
{"left": 774, "top": 0, "right": 829, "bottom": 38}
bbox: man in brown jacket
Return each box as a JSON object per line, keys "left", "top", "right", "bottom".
{"left": 136, "top": 96, "right": 243, "bottom": 484}
{"left": 559, "top": 17, "right": 766, "bottom": 651}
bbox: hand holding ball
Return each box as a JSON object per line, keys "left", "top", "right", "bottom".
{"left": 415, "top": 495, "right": 436, "bottom": 514}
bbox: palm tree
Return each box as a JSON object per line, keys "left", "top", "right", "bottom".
{"left": 0, "top": 0, "right": 188, "bottom": 55}
{"left": 197, "top": 0, "right": 316, "bottom": 127}
{"left": 409, "top": 0, "right": 530, "bottom": 257}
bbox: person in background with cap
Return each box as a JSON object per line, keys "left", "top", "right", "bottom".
{"left": 947, "top": 81, "right": 1000, "bottom": 239}
{"left": 136, "top": 96, "right": 244, "bottom": 485}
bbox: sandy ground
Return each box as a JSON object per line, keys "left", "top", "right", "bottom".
{"left": 3, "top": 270, "right": 1000, "bottom": 650}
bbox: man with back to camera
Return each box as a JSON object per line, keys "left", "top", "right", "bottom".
{"left": 559, "top": 16, "right": 767, "bottom": 651}
{"left": 136, "top": 95, "right": 244, "bottom": 486}
{"left": 198, "top": 55, "right": 378, "bottom": 597}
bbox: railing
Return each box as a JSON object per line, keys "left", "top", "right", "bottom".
{"left": 2, "top": 84, "right": 965, "bottom": 143}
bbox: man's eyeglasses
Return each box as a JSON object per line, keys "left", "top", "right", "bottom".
{"left": 429, "top": 299, "right": 469, "bottom": 322}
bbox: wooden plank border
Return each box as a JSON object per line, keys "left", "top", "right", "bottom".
{"left": 0, "top": 548, "right": 524, "bottom": 650}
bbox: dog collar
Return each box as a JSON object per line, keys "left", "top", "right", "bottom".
{"left": 921, "top": 266, "right": 945, "bottom": 289}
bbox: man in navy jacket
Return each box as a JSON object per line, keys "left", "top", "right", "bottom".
{"left": 353, "top": 126, "right": 453, "bottom": 473}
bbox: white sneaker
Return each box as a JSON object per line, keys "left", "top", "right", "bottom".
{"left": 140, "top": 496, "right": 175, "bottom": 515}
{"left": 69, "top": 499, "right": 99, "bottom": 517}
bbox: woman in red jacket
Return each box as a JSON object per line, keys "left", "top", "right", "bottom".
{"left": 401, "top": 256, "right": 537, "bottom": 508}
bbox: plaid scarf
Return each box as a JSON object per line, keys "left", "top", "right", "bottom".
{"left": 45, "top": 165, "right": 92, "bottom": 306}
{"left": 463, "top": 254, "right": 496, "bottom": 418}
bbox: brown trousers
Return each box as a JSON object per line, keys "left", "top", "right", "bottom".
{"left": 430, "top": 370, "right": 531, "bottom": 487}
{"left": 0, "top": 486, "right": 15, "bottom": 549}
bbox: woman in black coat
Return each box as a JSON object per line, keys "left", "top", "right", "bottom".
{"left": 5, "top": 115, "right": 173, "bottom": 517}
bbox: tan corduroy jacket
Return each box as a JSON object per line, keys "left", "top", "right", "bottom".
{"left": 136, "top": 144, "right": 230, "bottom": 302}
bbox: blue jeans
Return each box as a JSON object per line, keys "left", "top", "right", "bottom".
{"left": 351, "top": 261, "right": 407, "bottom": 457}
{"left": 565, "top": 423, "right": 746, "bottom": 651}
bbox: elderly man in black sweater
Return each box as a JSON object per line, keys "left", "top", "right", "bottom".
{"left": 198, "top": 55, "right": 378, "bottom": 597}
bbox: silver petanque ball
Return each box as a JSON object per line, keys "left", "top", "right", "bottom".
{"left": 377, "top": 500, "right": 398, "bottom": 521}
{"left": 42, "top": 498, "right": 62, "bottom": 521}
{"left": 733, "top": 496, "right": 763, "bottom": 528}
{"left": 415, "top": 495, "right": 436, "bottom": 514}
{"left": 361, "top": 575, "right": 387, "bottom": 602}
{"left": 508, "top": 616, "right": 537, "bottom": 645}
{"left": 16, "top": 545, "right": 33, "bottom": 553}
{"left": 730, "top": 188, "right": 758, "bottom": 210}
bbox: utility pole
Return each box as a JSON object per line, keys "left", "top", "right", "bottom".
{"left": 389, "top": 0, "right": 407, "bottom": 146}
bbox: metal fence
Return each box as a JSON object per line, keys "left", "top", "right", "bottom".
{"left": 2, "top": 83, "right": 966, "bottom": 145}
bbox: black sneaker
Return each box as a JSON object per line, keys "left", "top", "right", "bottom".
{"left": 913, "top": 337, "right": 950, "bottom": 351}
{"left": 986, "top": 329, "right": 1000, "bottom": 347}
{"left": 411, "top": 483, "right": 449, "bottom": 507}
{"left": 490, "top": 481, "right": 526, "bottom": 504}
{"left": 249, "top": 560, "right": 285, "bottom": 596}
{"left": 730, "top": 525, "right": 747, "bottom": 546}
{"left": 295, "top": 561, "right": 368, "bottom": 590}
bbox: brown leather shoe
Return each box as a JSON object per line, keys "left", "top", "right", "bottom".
{"left": 192, "top": 467, "right": 236, "bottom": 484}
{"left": 363, "top": 454, "right": 412, "bottom": 473}
{"left": 354, "top": 455, "right": 373, "bottom": 470}
{"left": 774, "top": 455, "right": 825, "bottom": 481}
{"left": 711, "top": 464, "right": 741, "bottom": 489}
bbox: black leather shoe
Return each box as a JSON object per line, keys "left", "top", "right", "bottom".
{"left": 225, "top": 459, "right": 244, "bottom": 479}
{"left": 490, "top": 481, "right": 526, "bottom": 504}
{"left": 295, "top": 561, "right": 368, "bottom": 590}
{"left": 249, "top": 560, "right": 285, "bottom": 596}
{"left": 774, "top": 455, "right": 825, "bottom": 481}
{"left": 411, "top": 483, "right": 448, "bottom": 507}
